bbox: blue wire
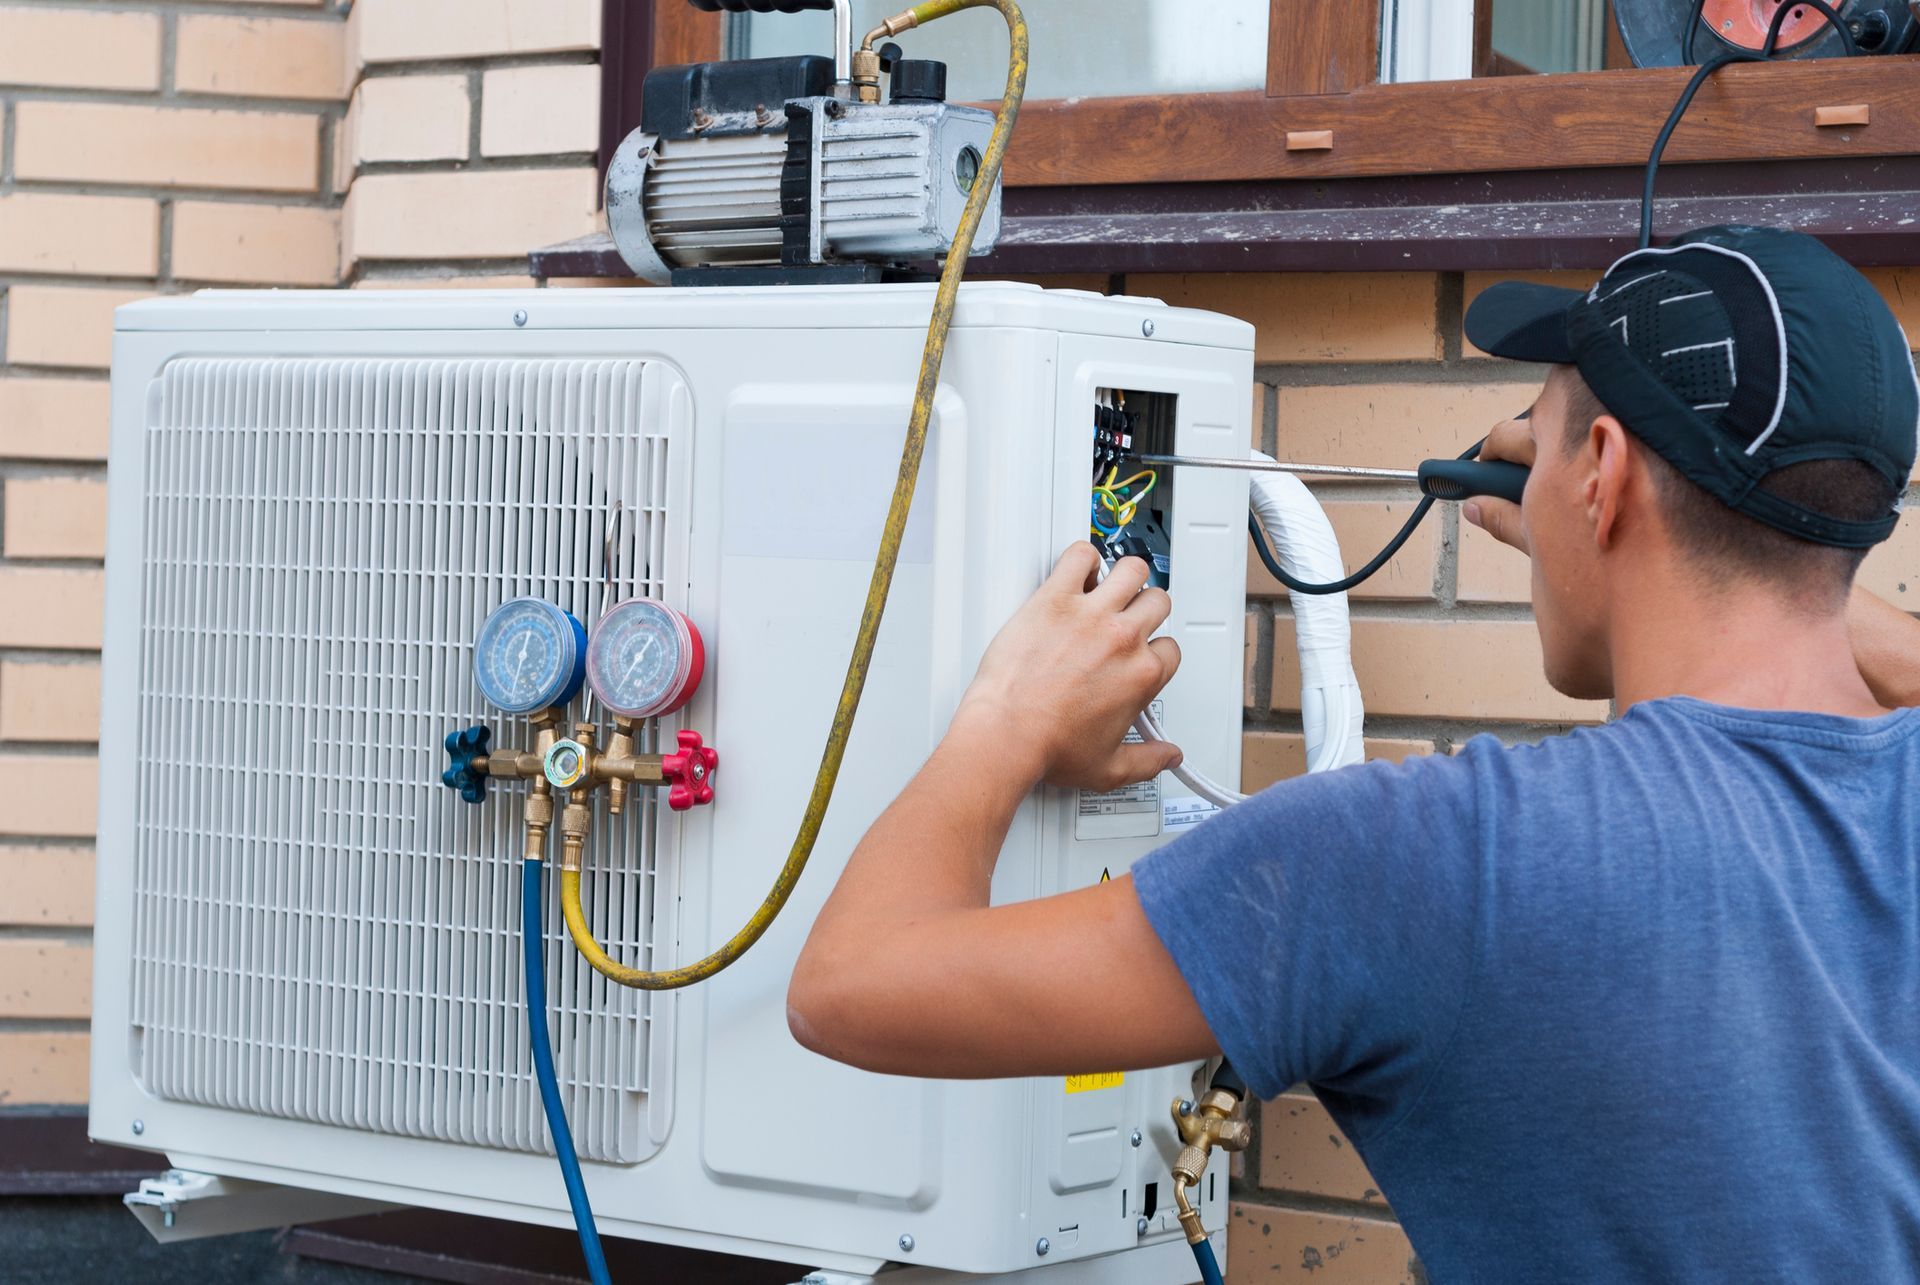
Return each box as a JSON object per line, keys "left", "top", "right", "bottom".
{"left": 523, "top": 858, "right": 614, "bottom": 1285}
{"left": 1192, "top": 1236, "right": 1226, "bottom": 1285}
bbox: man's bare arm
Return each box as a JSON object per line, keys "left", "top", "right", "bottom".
{"left": 1849, "top": 586, "right": 1920, "bottom": 708}
{"left": 787, "top": 546, "right": 1220, "bottom": 1079}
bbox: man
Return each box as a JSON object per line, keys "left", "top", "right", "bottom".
{"left": 788, "top": 227, "right": 1920, "bottom": 1279}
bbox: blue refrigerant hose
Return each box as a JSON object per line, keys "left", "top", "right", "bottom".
{"left": 1193, "top": 1237, "right": 1226, "bottom": 1285}
{"left": 524, "top": 857, "right": 614, "bottom": 1285}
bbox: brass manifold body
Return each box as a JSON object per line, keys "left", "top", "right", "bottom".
{"left": 472, "top": 710, "right": 712, "bottom": 871}
{"left": 1170, "top": 1086, "right": 1253, "bottom": 1246}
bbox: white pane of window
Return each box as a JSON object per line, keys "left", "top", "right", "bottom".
{"left": 729, "top": 0, "right": 1271, "bottom": 102}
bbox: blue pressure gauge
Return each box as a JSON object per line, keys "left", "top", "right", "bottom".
{"left": 472, "top": 597, "right": 588, "bottom": 715}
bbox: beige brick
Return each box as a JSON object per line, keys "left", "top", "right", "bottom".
{"left": 0, "top": 193, "right": 159, "bottom": 278}
{"left": 1252, "top": 382, "right": 1269, "bottom": 447}
{"left": 177, "top": 14, "right": 346, "bottom": 101}
{"left": 0, "top": 5, "right": 161, "bottom": 91}
{"left": 1133, "top": 273, "right": 1441, "bottom": 364}
{"left": 1457, "top": 517, "right": 1534, "bottom": 604}
{"left": 0, "top": 1031, "right": 89, "bottom": 1105}
{"left": 3, "top": 478, "right": 107, "bottom": 561}
{"left": 0, "top": 662, "right": 101, "bottom": 743}
{"left": 0, "top": 380, "right": 110, "bottom": 461}
{"left": 0, "top": 941, "right": 91, "bottom": 1019}
{"left": 4, "top": 287, "right": 149, "bottom": 371}
{"left": 481, "top": 64, "right": 600, "bottom": 158}
{"left": 1463, "top": 270, "right": 1592, "bottom": 359}
{"left": 15, "top": 102, "right": 320, "bottom": 194}
{"left": 172, "top": 202, "right": 340, "bottom": 287}
{"left": 1260, "top": 1091, "right": 1387, "bottom": 1205}
{"left": 1242, "top": 731, "right": 1435, "bottom": 793}
{"left": 1245, "top": 614, "right": 1259, "bottom": 709}
{"left": 1228, "top": 1201, "right": 1419, "bottom": 1283}
{"left": 0, "top": 569, "right": 104, "bottom": 650}
{"left": 1275, "top": 381, "right": 1541, "bottom": 470}
{"left": 0, "top": 847, "right": 95, "bottom": 926}
{"left": 355, "top": 0, "right": 599, "bottom": 63}
{"left": 345, "top": 168, "right": 600, "bottom": 263}
{"left": 1274, "top": 617, "right": 1608, "bottom": 724}
{"left": 1249, "top": 499, "right": 1436, "bottom": 602}
{"left": 0, "top": 755, "right": 99, "bottom": 838}
{"left": 536, "top": 277, "right": 652, "bottom": 290}
{"left": 1859, "top": 509, "right": 1920, "bottom": 610}
{"left": 348, "top": 74, "right": 471, "bottom": 166}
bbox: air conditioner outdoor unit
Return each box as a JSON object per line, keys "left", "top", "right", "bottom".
{"left": 89, "top": 283, "right": 1253, "bottom": 1282}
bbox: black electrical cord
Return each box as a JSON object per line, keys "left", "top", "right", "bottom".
{"left": 1648, "top": 0, "right": 1860, "bottom": 248}
{"left": 1250, "top": 440, "right": 1486, "bottom": 597}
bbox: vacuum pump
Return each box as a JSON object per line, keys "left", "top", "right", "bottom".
{"left": 606, "top": 0, "right": 1002, "bottom": 284}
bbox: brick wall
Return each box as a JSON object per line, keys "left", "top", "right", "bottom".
{"left": 0, "top": 0, "right": 348, "bottom": 1108}
{"left": 5, "top": 9, "right": 1920, "bottom": 1280}
{"left": 339, "top": 0, "right": 602, "bottom": 287}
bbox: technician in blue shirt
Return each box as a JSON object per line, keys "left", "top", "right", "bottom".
{"left": 788, "top": 226, "right": 1920, "bottom": 1281}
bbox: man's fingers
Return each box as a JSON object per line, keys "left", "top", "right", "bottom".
{"left": 1120, "top": 585, "right": 1173, "bottom": 637}
{"left": 1090, "top": 555, "right": 1150, "bottom": 606}
{"left": 1050, "top": 541, "right": 1103, "bottom": 594}
{"left": 1146, "top": 636, "right": 1182, "bottom": 690}
{"left": 1101, "top": 739, "right": 1183, "bottom": 792}
{"left": 1463, "top": 497, "right": 1529, "bottom": 555}
{"left": 1482, "top": 415, "right": 1537, "bottom": 468}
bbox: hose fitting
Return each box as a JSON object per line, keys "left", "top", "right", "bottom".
{"left": 1169, "top": 1084, "right": 1251, "bottom": 1247}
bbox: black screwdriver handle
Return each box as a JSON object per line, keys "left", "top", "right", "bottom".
{"left": 1418, "top": 459, "right": 1529, "bottom": 505}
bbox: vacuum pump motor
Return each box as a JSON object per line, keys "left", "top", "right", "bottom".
{"left": 607, "top": 52, "right": 1002, "bottom": 283}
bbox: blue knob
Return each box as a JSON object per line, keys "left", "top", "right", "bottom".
{"left": 442, "top": 726, "right": 492, "bottom": 804}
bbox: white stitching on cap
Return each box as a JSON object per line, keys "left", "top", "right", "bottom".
{"left": 1659, "top": 291, "right": 1713, "bottom": 306}
{"left": 1591, "top": 270, "right": 1668, "bottom": 304}
{"left": 1662, "top": 338, "right": 1738, "bottom": 391}
{"left": 1611, "top": 316, "right": 1629, "bottom": 345}
{"left": 1607, "top": 242, "right": 1789, "bottom": 455}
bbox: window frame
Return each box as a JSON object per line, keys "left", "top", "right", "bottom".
{"left": 571, "top": 1, "right": 1920, "bottom": 277}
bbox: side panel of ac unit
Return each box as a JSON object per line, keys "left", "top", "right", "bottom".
{"left": 88, "top": 286, "right": 1253, "bottom": 1279}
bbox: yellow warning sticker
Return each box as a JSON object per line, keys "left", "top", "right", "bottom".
{"left": 1065, "top": 1071, "right": 1125, "bottom": 1094}
{"left": 1099, "top": 868, "right": 1113, "bottom": 883}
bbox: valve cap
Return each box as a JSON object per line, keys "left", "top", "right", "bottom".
{"left": 660, "top": 729, "right": 719, "bottom": 812}
{"left": 442, "top": 726, "right": 492, "bottom": 804}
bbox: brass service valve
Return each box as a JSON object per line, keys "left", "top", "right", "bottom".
{"left": 1169, "top": 1086, "right": 1251, "bottom": 1246}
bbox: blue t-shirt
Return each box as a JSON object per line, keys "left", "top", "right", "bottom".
{"left": 1135, "top": 697, "right": 1920, "bottom": 1282}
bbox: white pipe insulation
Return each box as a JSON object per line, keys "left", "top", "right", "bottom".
{"left": 1132, "top": 448, "right": 1367, "bottom": 811}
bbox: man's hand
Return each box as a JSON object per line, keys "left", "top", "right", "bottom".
{"left": 956, "top": 543, "right": 1183, "bottom": 792}
{"left": 1461, "top": 412, "right": 1535, "bottom": 553}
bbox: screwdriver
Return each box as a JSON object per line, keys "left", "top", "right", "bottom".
{"left": 1133, "top": 454, "right": 1529, "bottom": 505}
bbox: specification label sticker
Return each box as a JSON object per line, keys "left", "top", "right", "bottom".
{"left": 1065, "top": 1072, "right": 1125, "bottom": 1094}
{"left": 1163, "top": 796, "right": 1221, "bottom": 833}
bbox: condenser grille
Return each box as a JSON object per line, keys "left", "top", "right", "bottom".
{"left": 130, "top": 357, "right": 687, "bottom": 1164}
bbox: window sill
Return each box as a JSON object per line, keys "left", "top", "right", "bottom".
{"left": 534, "top": 156, "right": 1920, "bottom": 278}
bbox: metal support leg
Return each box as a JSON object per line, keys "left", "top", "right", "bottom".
{"left": 124, "top": 1169, "right": 399, "bottom": 1244}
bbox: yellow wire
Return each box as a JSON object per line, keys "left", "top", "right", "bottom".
{"left": 563, "top": 0, "right": 1030, "bottom": 991}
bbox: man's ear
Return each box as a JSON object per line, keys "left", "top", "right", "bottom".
{"left": 1586, "top": 416, "right": 1633, "bottom": 552}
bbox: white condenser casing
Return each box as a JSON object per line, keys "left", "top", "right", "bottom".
{"left": 90, "top": 283, "right": 1253, "bottom": 1282}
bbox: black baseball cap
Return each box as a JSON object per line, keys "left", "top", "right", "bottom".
{"left": 1465, "top": 225, "right": 1919, "bottom": 549}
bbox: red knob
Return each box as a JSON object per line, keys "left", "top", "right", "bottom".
{"left": 660, "top": 730, "right": 719, "bottom": 812}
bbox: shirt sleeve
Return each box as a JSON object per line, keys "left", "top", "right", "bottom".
{"left": 1132, "top": 746, "right": 1486, "bottom": 1126}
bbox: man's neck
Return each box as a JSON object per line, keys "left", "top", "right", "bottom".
{"left": 1607, "top": 568, "right": 1888, "bottom": 718}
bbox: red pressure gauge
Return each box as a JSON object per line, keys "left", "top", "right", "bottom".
{"left": 586, "top": 598, "right": 706, "bottom": 719}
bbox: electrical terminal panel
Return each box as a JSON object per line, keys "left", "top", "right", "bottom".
{"left": 1091, "top": 387, "right": 1178, "bottom": 588}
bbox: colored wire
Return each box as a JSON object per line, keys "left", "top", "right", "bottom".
{"left": 560, "top": 0, "right": 1029, "bottom": 990}
{"left": 523, "top": 858, "right": 612, "bottom": 1285}
{"left": 1645, "top": 0, "right": 1857, "bottom": 248}
{"left": 1249, "top": 441, "right": 1483, "bottom": 597}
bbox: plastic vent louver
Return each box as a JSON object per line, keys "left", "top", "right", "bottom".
{"left": 129, "top": 357, "right": 690, "bottom": 1165}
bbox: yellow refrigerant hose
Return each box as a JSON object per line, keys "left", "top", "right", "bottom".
{"left": 562, "top": 0, "right": 1030, "bottom": 991}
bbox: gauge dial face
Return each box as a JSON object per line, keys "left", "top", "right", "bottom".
{"left": 473, "top": 597, "right": 585, "bottom": 715}
{"left": 586, "top": 598, "right": 703, "bottom": 720}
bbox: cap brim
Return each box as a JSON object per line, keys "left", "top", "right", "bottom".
{"left": 1464, "top": 281, "right": 1582, "bottom": 363}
